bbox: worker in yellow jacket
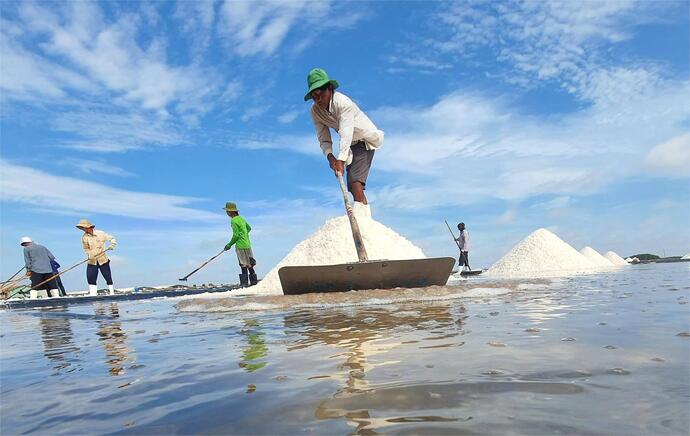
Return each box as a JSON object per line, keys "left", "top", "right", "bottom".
{"left": 76, "top": 219, "right": 117, "bottom": 296}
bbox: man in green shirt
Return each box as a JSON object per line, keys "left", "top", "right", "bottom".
{"left": 223, "top": 202, "right": 257, "bottom": 287}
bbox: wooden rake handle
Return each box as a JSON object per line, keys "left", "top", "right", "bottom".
{"left": 337, "top": 172, "right": 368, "bottom": 263}
{"left": 179, "top": 249, "right": 226, "bottom": 281}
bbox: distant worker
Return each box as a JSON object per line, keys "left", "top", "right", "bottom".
{"left": 305, "top": 68, "right": 384, "bottom": 205}
{"left": 21, "top": 236, "right": 61, "bottom": 299}
{"left": 76, "top": 219, "right": 117, "bottom": 296}
{"left": 456, "top": 222, "right": 471, "bottom": 271}
{"left": 223, "top": 202, "right": 257, "bottom": 287}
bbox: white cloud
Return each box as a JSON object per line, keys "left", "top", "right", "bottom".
{"left": 532, "top": 196, "right": 572, "bottom": 210}
{"left": 52, "top": 109, "right": 186, "bottom": 152}
{"left": 9, "top": 2, "right": 221, "bottom": 116}
{"left": 240, "top": 106, "right": 271, "bottom": 122}
{"left": 414, "top": 0, "right": 672, "bottom": 104}
{"left": 495, "top": 208, "right": 517, "bottom": 225}
{"left": 366, "top": 76, "right": 689, "bottom": 209}
{"left": 218, "top": 0, "right": 365, "bottom": 57}
{"left": 644, "top": 133, "right": 690, "bottom": 178}
{"left": 278, "top": 110, "right": 300, "bottom": 124}
{"left": 59, "top": 158, "right": 133, "bottom": 177}
{"left": 174, "top": 0, "right": 216, "bottom": 53}
{"left": 0, "top": 29, "right": 95, "bottom": 101}
{"left": 233, "top": 133, "right": 320, "bottom": 156}
{"left": 219, "top": 0, "right": 327, "bottom": 56}
{"left": 0, "top": 160, "right": 220, "bottom": 221}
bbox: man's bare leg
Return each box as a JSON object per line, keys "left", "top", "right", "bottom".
{"left": 351, "top": 181, "right": 367, "bottom": 204}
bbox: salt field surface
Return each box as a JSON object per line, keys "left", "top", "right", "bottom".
{"left": 1, "top": 263, "right": 688, "bottom": 434}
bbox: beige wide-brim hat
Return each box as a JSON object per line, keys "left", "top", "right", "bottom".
{"left": 20, "top": 236, "right": 32, "bottom": 245}
{"left": 76, "top": 218, "right": 95, "bottom": 229}
{"left": 223, "top": 202, "right": 238, "bottom": 212}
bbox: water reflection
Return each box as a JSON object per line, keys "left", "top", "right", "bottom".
{"left": 238, "top": 319, "right": 268, "bottom": 373}
{"left": 94, "top": 303, "right": 135, "bottom": 376}
{"left": 39, "top": 308, "right": 81, "bottom": 373}
{"left": 284, "top": 304, "right": 465, "bottom": 433}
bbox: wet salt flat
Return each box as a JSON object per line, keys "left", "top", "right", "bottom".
{"left": 1, "top": 263, "right": 688, "bottom": 434}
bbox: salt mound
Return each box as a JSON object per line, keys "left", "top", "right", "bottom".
{"left": 681, "top": 253, "right": 690, "bottom": 260}
{"left": 604, "top": 251, "right": 628, "bottom": 266}
{"left": 580, "top": 246, "right": 614, "bottom": 267}
{"left": 247, "top": 205, "right": 425, "bottom": 295}
{"left": 486, "top": 228, "right": 595, "bottom": 278}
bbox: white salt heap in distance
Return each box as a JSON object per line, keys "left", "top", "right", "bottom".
{"left": 580, "top": 246, "right": 614, "bottom": 267}
{"left": 681, "top": 253, "right": 690, "bottom": 260}
{"left": 248, "top": 204, "right": 425, "bottom": 295}
{"left": 604, "top": 251, "right": 628, "bottom": 266}
{"left": 486, "top": 228, "right": 595, "bottom": 278}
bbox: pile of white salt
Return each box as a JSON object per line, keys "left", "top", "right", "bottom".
{"left": 580, "top": 246, "right": 615, "bottom": 267}
{"left": 246, "top": 205, "right": 425, "bottom": 295}
{"left": 486, "top": 228, "right": 595, "bottom": 278}
{"left": 604, "top": 251, "right": 628, "bottom": 265}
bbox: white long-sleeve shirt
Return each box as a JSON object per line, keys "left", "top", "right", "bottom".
{"left": 456, "top": 230, "right": 470, "bottom": 252}
{"left": 311, "top": 91, "right": 384, "bottom": 165}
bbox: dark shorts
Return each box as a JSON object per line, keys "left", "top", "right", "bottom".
{"left": 30, "top": 272, "right": 58, "bottom": 290}
{"left": 347, "top": 141, "right": 375, "bottom": 192}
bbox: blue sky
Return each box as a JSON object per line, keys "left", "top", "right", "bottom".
{"left": 1, "top": 0, "right": 688, "bottom": 290}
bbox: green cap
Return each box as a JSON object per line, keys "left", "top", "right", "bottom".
{"left": 304, "top": 68, "right": 339, "bottom": 101}
{"left": 223, "top": 202, "right": 238, "bottom": 212}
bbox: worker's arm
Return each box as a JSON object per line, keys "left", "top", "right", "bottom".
{"left": 246, "top": 222, "right": 252, "bottom": 233}
{"left": 103, "top": 232, "right": 117, "bottom": 250}
{"left": 224, "top": 221, "right": 240, "bottom": 250}
{"left": 312, "top": 109, "right": 334, "bottom": 157}
{"left": 24, "top": 249, "right": 33, "bottom": 273}
{"left": 47, "top": 248, "right": 55, "bottom": 261}
{"left": 336, "top": 101, "right": 356, "bottom": 163}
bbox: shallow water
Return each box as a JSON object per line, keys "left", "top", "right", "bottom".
{"left": 1, "top": 263, "right": 688, "bottom": 434}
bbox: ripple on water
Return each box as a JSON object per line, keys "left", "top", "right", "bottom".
{"left": 487, "top": 341, "right": 507, "bottom": 347}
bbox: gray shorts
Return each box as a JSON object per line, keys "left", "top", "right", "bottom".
{"left": 347, "top": 141, "right": 375, "bottom": 192}
{"left": 236, "top": 247, "right": 255, "bottom": 266}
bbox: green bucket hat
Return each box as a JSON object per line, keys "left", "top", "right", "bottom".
{"left": 223, "top": 202, "right": 238, "bottom": 212}
{"left": 304, "top": 68, "right": 339, "bottom": 101}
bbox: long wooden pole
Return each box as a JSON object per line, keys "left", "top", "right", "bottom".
{"left": 0, "top": 275, "right": 28, "bottom": 294}
{"left": 30, "top": 249, "right": 110, "bottom": 291}
{"left": 338, "top": 173, "right": 368, "bottom": 262}
{"left": 179, "top": 249, "right": 226, "bottom": 281}
{"left": 445, "top": 220, "right": 462, "bottom": 251}
{"left": 1, "top": 266, "right": 25, "bottom": 285}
